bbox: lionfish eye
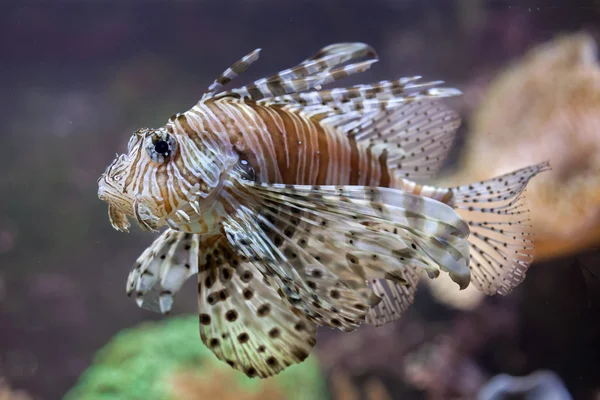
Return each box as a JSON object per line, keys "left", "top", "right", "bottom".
{"left": 145, "top": 130, "right": 177, "bottom": 163}
{"left": 154, "top": 140, "right": 169, "bottom": 155}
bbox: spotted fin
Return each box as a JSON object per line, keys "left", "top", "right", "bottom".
{"left": 221, "top": 212, "right": 377, "bottom": 332}
{"left": 197, "top": 235, "right": 317, "bottom": 378}
{"left": 346, "top": 101, "right": 460, "bottom": 181}
{"left": 126, "top": 229, "right": 199, "bottom": 314}
{"left": 272, "top": 80, "right": 462, "bottom": 183}
{"left": 451, "top": 161, "right": 551, "bottom": 295}
{"left": 220, "top": 177, "right": 471, "bottom": 330}
{"left": 365, "top": 263, "right": 422, "bottom": 326}
{"left": 314, "top": 100, "right": 461, "bottom": 182}
{"left": 361, "top": 221, "right": 470, "bottom": 325}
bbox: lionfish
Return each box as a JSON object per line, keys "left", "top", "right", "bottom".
{"left": 97, "top": 43, "right": 549, "bottom": 378}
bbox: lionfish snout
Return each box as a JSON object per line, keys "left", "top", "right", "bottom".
{"left": 97, "top": 174, "right": 125, "bottom": 207}
{"left": 98, "top": 154, "right": 129, "bottom": 203}
{"left": 97, "top": 153, "right": 139, "bottom": 232}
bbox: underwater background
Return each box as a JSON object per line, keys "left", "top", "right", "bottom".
{"left": 1, "top": 1, "right": 600, "bottom": 399}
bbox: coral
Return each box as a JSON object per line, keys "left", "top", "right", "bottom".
{"left": 442, "top": 32, "right": 600, "bottom": 260}
{"left": 64, "top": 315, "right": 327, "bottom": 400}
{"left": 167, "top": 369, "right": 283, "bottom": 400}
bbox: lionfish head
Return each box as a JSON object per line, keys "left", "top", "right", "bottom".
{"left": 97, "top": 126, "right": 234, "bottom": 233}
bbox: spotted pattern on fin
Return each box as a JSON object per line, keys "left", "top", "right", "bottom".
{"left": 451, "top": 161, "right": 551, "bottom": 295}
{"left": 365, "top": 264, "right": 422, "bottom": 326}
{"left": 217, "top": 177, "right": 471, "bottom": 331}
{"left": 197, "top": 235, "right": 317, "bottom": 378}
{"left": 345, "top": 101, "right": 461, "bottom": 181}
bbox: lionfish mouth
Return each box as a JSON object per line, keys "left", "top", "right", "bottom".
{"left": 97, "top": 174, "right": 133, "bottom": 232}
{"left": 99, "top": 170, "right": 170, "bottom": 234}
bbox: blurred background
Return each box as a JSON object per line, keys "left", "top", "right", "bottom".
{"left": 1, "top": 1, "right": 600, "bottom": 399}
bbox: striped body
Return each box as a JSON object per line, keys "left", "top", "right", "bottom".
{"left": 172, "top": 99, "right": 454, "bottom": 202}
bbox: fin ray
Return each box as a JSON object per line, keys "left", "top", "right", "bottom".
{"left": 217, "top": 60, "right": 378, "bottom": 102}
{"left": 219, "top": 176, "right": 472, "bottom": 330}
{"left": 215, "top": 42, "right": 378, "bottom": 102}
{"left": 126, "top": 229, "right": 199, "bottom": 313}
{"left": 365, "top": 263, "right": 422, "bottom": 326}
{"left": 202, "top": 48, "right": 262, "bottom": 100}
{"left": 197, "top": 236, "right": 317, "bottom": 378}
{"left": 451, "top": 161, "right": 551, "bottom": 295}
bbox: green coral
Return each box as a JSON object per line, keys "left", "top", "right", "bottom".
{"left": 64, "top": 315, "right": 327, "bottom": 400}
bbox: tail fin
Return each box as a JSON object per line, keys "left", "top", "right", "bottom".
{"left": 450, "top": 162, "right": 551, "bottom": 295}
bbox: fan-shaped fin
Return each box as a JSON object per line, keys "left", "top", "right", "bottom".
{"left": 451, "top": 161, "right": 551, "bottom": 295}
{"left": 197, "top": 236, "right": 318, "bottom": 378}
{"left": 218, "top": 176, "right": 471, "bottom": 331}
{"left": 126, "top": 229, "right": 199, "bottom": 313}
